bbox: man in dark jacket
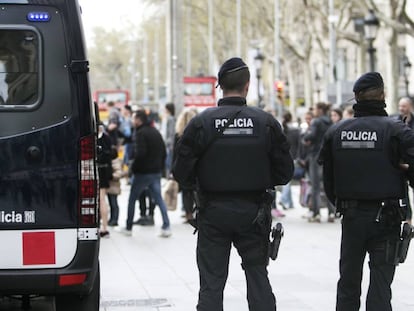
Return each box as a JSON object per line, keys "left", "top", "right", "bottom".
{"left": 123, "top": 110, "right": 171, "bottom": 237}
{"left": 304, "top": 102, "right": 334, "bottom": 222}
{"left": 396, "top": 97, "right": 414, "bottom": 223}
{"left": 173, "top": 57, "right": 293, "bottom": 311}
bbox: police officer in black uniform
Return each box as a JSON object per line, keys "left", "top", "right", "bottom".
{"left": 173, "top": 57, "right": 293, "bottom": 311}
{"left": 319, "top": 72, "right": 414, "bottom": 311}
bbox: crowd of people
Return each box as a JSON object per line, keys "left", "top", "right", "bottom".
{"left": 95, "top": 95, "right": 414, "bottom": 238}
{"left": 96, "top": 100, "right": 199, "bottom": 238}
{"left": 271, "top": 102, "right": 355, "bottom": 222}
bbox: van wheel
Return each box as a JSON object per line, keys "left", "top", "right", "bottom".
{"left": 55, "top": 268, "right": 100, "bottom": 311}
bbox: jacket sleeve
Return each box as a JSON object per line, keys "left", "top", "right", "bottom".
{"left": 395, "top": 122, "right": 414, "bottom": 187}
{"left": 267, "top": 118, "right": 294, "bottom": 186}
{"left": 172, "top": 117, "right": 204, "bottom": 188}
{"left": 318, "top": 128, "right": 336, "bottom": 205}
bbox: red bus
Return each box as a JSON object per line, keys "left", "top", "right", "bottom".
{"left": 184, "top": 76, "right": 217, "bottom": 110}
{"left": 93, "top": 89, "right": 130, "bottom": 120}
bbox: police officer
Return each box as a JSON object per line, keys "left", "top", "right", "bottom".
{"left": 173, "top": 57, "right": 293, "bottom": 311}
{"left": 319, "top": 72, "right": 414, "bottom": 311}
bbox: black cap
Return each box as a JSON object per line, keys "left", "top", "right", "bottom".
{"left": 353, "top": 72, "right": 384, "bottom": 94}
{"left": 217, "top": 57, "right": 248, "bottom": 86}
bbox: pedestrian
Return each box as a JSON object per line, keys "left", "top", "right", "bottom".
{"left": 107, "top": 155, "right": 125, "bottom": 227}
{"left": 173, "top": 57, "right": 294, "bottom": 311}
{"left": 120, "top": 105, "right": 133, "bottom": 167}
{"left": 395, "top": 96, "right": 414, "bottom": 224}
{"left": 319, "top": 72, "right": 414, "bottom": 311}
{"left": 97, "top": 123, "right": 112, "bottom": 238}
{"left": 279, "top": 112, "right": 300, "bottom": 210}
{"left": 174, "top": 108, "right": 198, "bottom": 223}
{"left": 298, "top": 111, "right": 314, "bottom": 216}
{"left": 342, "top": 105, "right": 354, "bottom": 119}
{"left": 330, "top": 107, "right": 343, "bottom": 124}
{"left": 397, "top": 97, "right": 414, "bottom": 127}
{"left": 106, "top": 101, "right": 121, "bottom": 147}
{"left": 123, "top": 110, "right": 171, "bottom": 237}
{"left": 161, "top": 102, "right": 176, "bottom": 177}
{"left": 304, "top": 102, "right": 335, "bottom": 222}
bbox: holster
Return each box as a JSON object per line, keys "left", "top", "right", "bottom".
{"left": 252, "top": 191, "right": 284, "bottom": 261}
{"left": 398, "top": 223, "right": 414, "bottom": 264}
{"left": 269, "top": 223, "right": 284, "bottom": 261}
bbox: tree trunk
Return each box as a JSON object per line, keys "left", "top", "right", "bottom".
{"left": 304, "top": 59, "right": 313, "bottom": 108}
{"left": 286, "top": 60, "right": 297, "bottom": 120}
{"left": 386, "top": 29, "right": 399, "bottom": 114}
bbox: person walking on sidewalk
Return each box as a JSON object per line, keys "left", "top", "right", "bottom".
{"left": 123, "top": 110, "right": 171, "bottom": 237}
{"left": 319, "top": 72, "right": 414, "bottom": 311}
{"left": 173, "top": 107, "right": 198, "bottom": 223}
{"left": 303, "top": 102, "right": 334, "bottom": 222}
{"left": 279, "top": 112, "right": 300, "bottom": 210}
{"left": 173, "top": 57, "right": 293, "bottom": 311}
{"left": 396, "top": 96, "right": 414, "bottom": 224}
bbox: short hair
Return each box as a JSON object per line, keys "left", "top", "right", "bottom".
{"left": 315, "top": 102, "right": 331, "bottom": 114}
{"left": 399, "top": 96, "right": 413, "bottom": 106}
{"left": 355, "top": 88, "right": 384, "bottom": 102}
{"left": 134, "top": 109, "right": 148, "bottom": 124}
{"left": 220, "top": 68, "right": 250, "bottom": 93}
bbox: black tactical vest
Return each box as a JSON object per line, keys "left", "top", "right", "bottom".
{"left": 332, "top": 117, "right": 406, "bottom": 200}
{"left": 197, "top": 105, "right": 272, "bottom": 192}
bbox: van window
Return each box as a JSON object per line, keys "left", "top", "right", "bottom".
{"left": 0, "top": 29, "right": 39, "bottom": 107}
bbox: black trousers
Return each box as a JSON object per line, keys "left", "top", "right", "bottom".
{"left": 139, "top": 188, "right": 155, "bottom": 217}
{"left": 196, "top": 198, "right": 276, "bottom": 311}
{"left": 336, "top": 206, "right": 400, "bottom": 311}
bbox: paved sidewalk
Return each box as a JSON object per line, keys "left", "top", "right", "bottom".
{"left": 99, "top": 183, "right": 414, "bottom": 311}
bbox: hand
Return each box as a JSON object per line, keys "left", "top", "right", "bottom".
{"left": 399, "top": 163, "right": 409, "bottom": 171}
{"left": 107, "top": 123, "right": 117, "bottom": 131}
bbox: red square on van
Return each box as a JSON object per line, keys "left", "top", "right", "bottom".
{"left": 22, "top": 232, "right": 56, "bottom": 265}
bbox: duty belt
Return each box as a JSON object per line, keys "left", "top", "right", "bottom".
{"left": 337, "top": 198, "right": 408, "bottom": 223}
{"left": 338, "top": 198, "right": 407, "bottom": 209}
{"left": 203, "top": 191, "right": 264, "bottom": 202}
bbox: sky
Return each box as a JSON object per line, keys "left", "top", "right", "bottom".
{"left": 78, "top": 0, "right": 146, "bottom": 41}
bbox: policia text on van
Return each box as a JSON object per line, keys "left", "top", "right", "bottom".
{"left": 0, "top": 1, "right": 100, "bottom": 310}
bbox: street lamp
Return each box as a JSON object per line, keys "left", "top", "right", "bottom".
{"left": 364, "top": 10, "right": 380, "bottom": 72}
{"left": 403, "top": 55, "right": 412, "bottom": 97}
{"left": 254, "top": 48, "right": 265, "bottom": 107}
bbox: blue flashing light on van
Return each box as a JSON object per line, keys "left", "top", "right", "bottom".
{"left": 27, "top": 12, "right": 51, "bottom": 22}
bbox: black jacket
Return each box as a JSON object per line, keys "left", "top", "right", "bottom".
{"left": 131, "top": 124, "right": 166, "bottom": 174}
{"left": 303, "top": 115, "right": 332, "bottom": 156}
{"left": 396, "top": 113, "right": 414, "bottom": 129}
{"left": 319, "top": 116, "right": 414, "bottom": 204}
{"left": 172, "top": 97, "right": 293, "bottom": 191}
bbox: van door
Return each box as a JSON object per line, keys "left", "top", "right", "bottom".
{"left": 0, "top": 5, "right": 86, "bottom": 269}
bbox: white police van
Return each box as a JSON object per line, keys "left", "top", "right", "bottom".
{"left": 0, "top": 0, "right": 100, "bottom": 310}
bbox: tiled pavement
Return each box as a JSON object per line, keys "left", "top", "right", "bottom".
{"left": 99, "top": 183, "right": 414, "bottom": 311}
